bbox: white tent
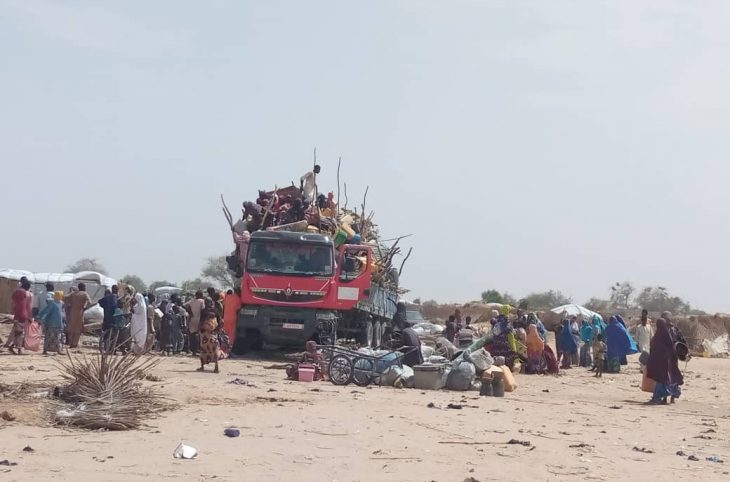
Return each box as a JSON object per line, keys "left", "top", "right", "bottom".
{"left": 550, "top": 303, "right": 603, "bottom": 322}
{"left": 0, "top": 269, "right": 116, "bottom": 305}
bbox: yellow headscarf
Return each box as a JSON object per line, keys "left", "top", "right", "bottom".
{"left": 54, "top": 291, "right": 64, "bottom": 301}
{"left": 501, "top": 305, "right": 511, "bottom": 316}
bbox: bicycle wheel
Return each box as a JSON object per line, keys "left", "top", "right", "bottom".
{"left": 352, "top": 357, "right": 374, "bottom": 387}
{"left": 328, "top": 354, "right": 354, "bottom": 385}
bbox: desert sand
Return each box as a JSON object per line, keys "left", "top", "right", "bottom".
{"left": 1, "top": 329, "right": 729, "bottom": 482}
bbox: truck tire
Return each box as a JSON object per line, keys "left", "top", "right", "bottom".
{"left": 359, "top": 321, "right": 374, "bottom": 347}
{"left": 372, "top": 321, "right": 383, "bottom": 348}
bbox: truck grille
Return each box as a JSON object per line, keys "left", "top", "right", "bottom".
{"left": 252, "top": 289, "right": 325, "bottom": 303}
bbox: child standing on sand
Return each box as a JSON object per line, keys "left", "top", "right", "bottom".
{"left": 593, "top": 333, "right": 606, "bottom": 378}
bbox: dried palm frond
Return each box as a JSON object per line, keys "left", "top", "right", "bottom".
{"left": 48, "top": 349, "right": 171, "bottom": 431}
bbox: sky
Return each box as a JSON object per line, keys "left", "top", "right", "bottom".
{"left": 2, "top": 1, "right": 730, "bottom": 311}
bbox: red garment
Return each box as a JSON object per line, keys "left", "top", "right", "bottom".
{"left": 12, "top": 288, "right": 31, "bottom": 321}
{"left": 223, "top": 293, "right": 242, "bottom": 347}
{"left": 543, "top": 344, "right": 560, "bottom": 374}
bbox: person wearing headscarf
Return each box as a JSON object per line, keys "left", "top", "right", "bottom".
{"left": 489, "top": 310, "right": 499, "bottom": 327}
{"left": 559, "top": 319, "right": 578, "bottom": 369}
{"left": 605, "top": 315, "right": 639, "bottom": 373}
{"left": 525, "top": 324, "right": 545, "bottom": 374}
{"left": 579, "top": 319, "right": 595, "bottom": 368}
{"left": 592, "top": 315, "right": 607, "bottom": 337}
{"left": 129, "top": 287, "right": 148, "bottom": 355}
{"left": 198, "top": 297, "right": 221, "bottom": 373}
{"left": 616, "top": 314, "right": 638, "bottom": 363}
{"left": 661, "top": 311, "right": 690, "bottom": 362}
{"left": 646, "top": 318, "right": 684, "bottom": 404}
{"left": 527, "top": 312, "right": 548, "bottom": 342}
{"left": 38, "top": 291, "right": 65, "bottom": 355}
{"left": 485, "top": 309, "right": 523, "bottom": 370}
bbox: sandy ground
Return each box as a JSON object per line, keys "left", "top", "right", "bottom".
{"left": 1, "top": 328, "right": 729, "bottom": 482}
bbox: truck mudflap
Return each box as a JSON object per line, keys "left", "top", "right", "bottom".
{"left": 237, "top": 306, "right": 336, "bottom": 348}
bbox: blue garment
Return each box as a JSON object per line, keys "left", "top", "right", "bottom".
{"left": 536, "top": 320, "right": 547, "bottom": 342}
{"left": 559, "top": 319, "right": 578, "bottom": 353}
{"left": 580, "top": 320, "right": 594, "bottom": 344}
{"left": 592, "top": 315, "right": 606, "bottom": 336}
{"left": 38, "top": 300, "right": 64, "bottom": 329}
{"left": 616, "top": 314, "right": 628, "bottom": 328}
{"left": 606, "top": 316, "right": 639, "bottom": 360}
{"left": 99, "top": 292, "right": 118, "bottom": 330}
{"left": 652, "top": 382, "right": 681, "bottom": 401}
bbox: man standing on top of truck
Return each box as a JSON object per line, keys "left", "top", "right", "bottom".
{"left": 300, "top": 164, "right": 320, "bottom": 204}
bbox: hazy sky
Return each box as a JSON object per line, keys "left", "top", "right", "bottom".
{"left": 2, "top": 1, "right": 730, "bottom": 311}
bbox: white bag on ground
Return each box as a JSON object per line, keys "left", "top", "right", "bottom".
{"left": 464, "top": 348, "right": 493, "bottom": 373}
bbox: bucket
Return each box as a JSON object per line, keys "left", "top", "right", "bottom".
{"left": 334, "top": 230, "right": 348, "bottom": 247}
{"left": 297, "top": 364, "right": 316, "bottom": 382}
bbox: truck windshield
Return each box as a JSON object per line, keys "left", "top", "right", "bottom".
{"left": 247, "top": 241, "right": 334, "bottom": 277}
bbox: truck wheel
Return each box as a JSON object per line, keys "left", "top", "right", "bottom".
{"left": 359, "top": 321, "right": 374, "bottom": 347}
{"left": 372, "top": 322, "right": 383, "bottom": 348}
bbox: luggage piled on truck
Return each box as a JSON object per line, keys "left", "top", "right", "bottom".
{"left": 220, "top": 162, "right": 410, "bottom": 294}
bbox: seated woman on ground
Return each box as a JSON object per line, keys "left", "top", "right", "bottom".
{"left": 286, "top": 341, "right": 324, "bottom": 380}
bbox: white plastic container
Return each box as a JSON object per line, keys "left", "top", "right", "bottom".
{"left": 413, "top": 364, "right": 449, "bottom": 390}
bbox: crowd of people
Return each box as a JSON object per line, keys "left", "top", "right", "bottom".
{"left": 427, "top": 305, "right": 689, "bottom": 404}
{"left": 1, "top": 277, "right": 243, "bottom": 375}
{"left": 2, "top": 277, "right": 691, "bottom": 402}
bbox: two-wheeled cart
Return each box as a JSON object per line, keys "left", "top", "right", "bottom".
{"left": 318, "top": 344, "right": 416, "bottom": 387}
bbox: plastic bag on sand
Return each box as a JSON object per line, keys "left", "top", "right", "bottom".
{"left": 446, "top": 361, "right": 475, "bottom": 391}
{"left": 384, "top": 365, "right": 415, "bottom": 388}
{"left": 464, "top": 348, "right": 493, "bottom": 373}
{"left": 401, "top": 365, "right": 415, "bottom": 388}
{"left": 23, "top": 321, "right": 42, "bottom": 352}
{"left": 173, "top": 443, "right": 198, "bottom": 459}
{"left": 383, "top": 366, "right": 404, "bottom": 386}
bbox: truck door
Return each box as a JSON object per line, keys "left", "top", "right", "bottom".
{"left": 336, "top": 245, "right": 372, "bottom": 308}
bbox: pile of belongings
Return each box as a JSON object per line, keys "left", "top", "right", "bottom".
{"left": 411, "top": 322, "right": 444, "bottom": 336}
{"left": 221, "top": 165, "right": 407, "bottom": 293}
{"left": 702, "top": 333, "right": 729, "bottom": 357}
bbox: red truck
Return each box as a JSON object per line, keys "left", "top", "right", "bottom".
{"left": 233, "top": 230, "right": 399, "bottom": 352}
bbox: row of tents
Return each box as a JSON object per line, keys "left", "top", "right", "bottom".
{"left": 0, "top": 269, "right": 117, "bottom": 314}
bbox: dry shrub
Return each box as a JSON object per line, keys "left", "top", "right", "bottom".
{"left": 48, "top": 350, "right": 171, "bottom": 431}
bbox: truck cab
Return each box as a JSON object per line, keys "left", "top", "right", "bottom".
{"left": 236, "top": 230, "right": 375, "bottom": 351}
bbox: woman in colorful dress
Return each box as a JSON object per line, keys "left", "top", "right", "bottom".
{"left": 197, "top": 298, "right": 220, "bottom": 373}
